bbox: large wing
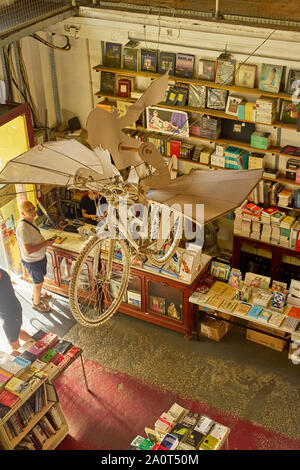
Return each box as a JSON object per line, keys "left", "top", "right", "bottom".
{"left": 0, "top": 140, "right": 105, "bottom": 186}
{"left": 146, "top": 168, "right": 263, "bottom": 225}
{"left": 118, "top": 71, "right": 169, "bottom": 129}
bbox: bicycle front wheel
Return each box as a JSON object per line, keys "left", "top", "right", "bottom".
{"left": 69, "top": 236, "right": 130, "bottom": 327}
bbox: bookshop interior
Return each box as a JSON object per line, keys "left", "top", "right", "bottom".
{"left": 1, "top": 0, "right": 300, "bottom": 452}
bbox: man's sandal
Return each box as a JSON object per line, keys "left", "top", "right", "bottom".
{"left": 32, "top": 301, "right": 51, "bottom": 313}
{"left": 32, "top": 293, "right": 52, "bottom": 302}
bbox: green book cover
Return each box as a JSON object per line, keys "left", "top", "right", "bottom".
{"left": 40, "top": 350, "right": 57, "bottom": 363}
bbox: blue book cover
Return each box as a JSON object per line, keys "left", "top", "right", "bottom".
{"left": 247, "top": 305, "right": 263, "bottom": 318}
{"left": 13, "top": 356, "right": 31, "bottom": 368}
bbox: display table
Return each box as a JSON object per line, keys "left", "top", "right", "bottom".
{"left": 21, "top": 224, "right": 212, "bottom": 337}
{"left": 189, "top": 283, "right": 300, "bottom": 358}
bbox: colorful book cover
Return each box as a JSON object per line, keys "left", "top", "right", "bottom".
{"left": 40, "top": 350, "right": 58, "bottom": 364}
{"left": 158, "top": 51, "right": 176, "bottom": 75}
{"left": 0, "top": 389, "right": 20, "bottom": 408}
{"left": 247, "top": 305, "right": 264, "bottom": 318}
{"left": 122, "top": 47, "right": 139, "bottom": 71}
{"left": 104, "top": 42, "right": 122, "bottom": 68}
{"left": 175, "top": 53, "right": 195, "bottom": 78}
{"left": 141, "top": 49, "right": 158, "bottom": 72}
{"left": 258, "top": 310, "right": 272, "bottom": 322}
{"left": 288, "top": 306, "right": 300, "bottom": 320}
{"left": 27, "top": 340, "right": 49, "bottom": 358}
{"left": 138, "top": 438, "right": 155, "bottom": 450}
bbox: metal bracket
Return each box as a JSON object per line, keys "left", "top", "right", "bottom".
{"left": 64, "top": 23, "right": 81, "bottom": 38}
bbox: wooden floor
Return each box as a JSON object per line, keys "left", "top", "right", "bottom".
{"left": 106, "top": 0, "right": 300, "bottom": 22}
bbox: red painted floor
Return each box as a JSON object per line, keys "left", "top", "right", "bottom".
{"left": 55, "top": 358, "right": 300, "bottom": 451}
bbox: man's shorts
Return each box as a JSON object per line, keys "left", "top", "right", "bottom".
{"left": 22, "top": 256, "right": 47, "bottom": 285}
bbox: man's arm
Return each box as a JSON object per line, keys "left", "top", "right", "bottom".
{"left": 24, "top": 238, "right": 55, "bottom": 255}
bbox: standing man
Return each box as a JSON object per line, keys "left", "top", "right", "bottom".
{"left": 0, "top": 268, "right": 32, "bottom": 350}
{"left": 16, "top": 200, "right": 55, "bottom": 313}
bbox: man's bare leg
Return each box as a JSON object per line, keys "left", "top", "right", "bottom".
{"left": 19, "top": 330, "right": 32, "bottom": 342}
{"left": 33, "top": 283, "right": 43, "bottom": 305}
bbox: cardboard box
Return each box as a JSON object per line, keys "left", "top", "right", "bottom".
{"left": 247, "top": 321, "right": 288, "bottom": 338}
{"left": 200, "top": 318, "right": 232, "bottom": 342}
{"left": 288, "top": 342, "right": 300, "bottom": 364}
{"left": 246, "top": 329, "right": 287, "bottom": 352}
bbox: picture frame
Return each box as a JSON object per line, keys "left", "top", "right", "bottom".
{"left": 235, "top": 64, "right": 257, "bottom": 89}
{"left": 117, "top": 79, "right": 131, "bottom": 98}
{"left": 225, "top": 95, "right": 244, "bottom": 116}
{"left": 146, "top": 106, "right": 189, "bottom": 137}
{"left": 286, "top": 69, "right": 300, "bottom": 95}
{"left": 207, "top": 88, "right": 228, "bottom": 110}
{"left": 149, "top": 295, "right": 166, "bottom": 315}
{"left": 175, "top": 53, "right": 195, "bottom": 78}
{"left": 215, "top": 58, "right": 236, "bottom": 86}
{"left": 280, "top": 99, "right": 300, "bottom": 123}
{"left": 258, "top": 64, "right": 284, "bottom": 94}
{"left": 166, "top": 299, "right": 182, "bottom": 321}
{"left": 198, "top": 59, "right": 215, "bottom": 81}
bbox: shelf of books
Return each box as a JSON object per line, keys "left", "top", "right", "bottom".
{"left": 189, "top": 265, "right": 300, "bottom": 356}
{"left": 128, "top": 402, "right": 230, "bottom": 450}
{"left": 0, "top": 330, "right": 85, "bottom": 450}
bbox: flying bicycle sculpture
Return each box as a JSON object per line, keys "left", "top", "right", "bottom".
{"left": 0, "top": 72, "right": 262, "bottom": 327}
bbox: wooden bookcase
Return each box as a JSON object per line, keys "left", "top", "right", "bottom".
{"left": 0, "top": 378, "right": 68, "bottom": 450}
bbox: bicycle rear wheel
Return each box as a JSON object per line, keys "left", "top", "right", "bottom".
{"left": 69, "top": 236, "right": 130, "bottom": 327}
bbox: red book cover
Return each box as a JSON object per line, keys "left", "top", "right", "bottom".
{"left": 152, "top": 444, "right": 169, "bottom": 450}
{"left": 27, "top": 340, "right": 49, "bottom": 359}
{"left": 170, "top": 140, "right": 181, "bottom": 158}
{"left": 288, "top": 306, "right": 300, "bottom": 320}
{"left": 262, "top": 206, "right": 278, "bottom": 216}
{"left": 41, "top": 332, "right": 59, "bottom": 347}
{"left": 66, "top": 346, "right": 82, "bottom": 359}
{"left": 296, "top": 232, "right": 300, "bottom": 252}
{"left": 0, "top": 389, "right": 20, "bottom": 408}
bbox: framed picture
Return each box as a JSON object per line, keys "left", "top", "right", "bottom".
{"left": 198, "top": 59, "right": 215, "bottom": 81}
{"left": 286, "top": 69, "right": 300, "bottom": 95}
{"left": 280, "top": 99, "right": 300, "bottom": 123}
{"left": 149, "top": 295, "right": 166, "bottom": 315}
{"left": 215, "top": 58, "right": 236, "bottom": 86}
{"left": 207, "top": 88, "right": 228, "bottom": 110}
{"left": 141, "top": 49, "right": 158, "bottom": 72}
{"left": 235, "top": 64, "right": 257, "bottom": 89}
{"left": 258, "top": 64, "right": 284, "bottom": 94}
{"left": 225, "top": 95, "right": 244, "bottom": 116}
{"left": 166, "top": 299, "right": 182, "bottom": 321}
{"left": 127, "top": 290, "right": 141, "bottom": 308}
{"left": 146, "top": 106, "right": 189, "bottom": 137}
{"left": 175, "top": 53, "right": 195, "bottom": 78}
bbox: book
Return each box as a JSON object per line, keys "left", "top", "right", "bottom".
{"left": 215, "top": 58, "right": 235, "bottom": 85}
{"left": 40, "top": 349, "right": 58, "bottom": 364}
{"left": 13, "top": 356, "right": 32, "bottom": 370}
{"left": 4, "top": 377, "right": 31, "bottom": 399}
{"left": 159, "top": 433, "right": 179, "bottom": 450}
{"left": 41, "top": 332, "right": 59, "bottom": 348}
{"left": 234, "top": 303, "right": 252, "bottom": 316}
{"left": 27, "top": 340, "right": 49, "bottom": 359}
{"left": 53, "top": 340, "right": 73, "bottom": 355}
{"left": 185, "top": 429, "right": 205, "bottom": 448}
{"left": 0, "top": 389, "right": 20, "bottom": 408}
{"left": 167, "top": 402, "right": 187, "bottom": 421}
{"left": 170, "top": 422, "right": 191, "bottom": 441}
{"left": 100, "top": 71, "right": 116, "bottom": 94}
{"left": 179, "top": 411, "right": 199, "bottom": 428}
{"left": 66, "top": 346, "right": 82, "bottom": 359}
{"left": 247, "top": 305, "right": 264, "bottom": 319}
{"left": 141, "top": 49, "right": 158, "bottom": 72}
{"left": 20, "top": 351, "right": 38, "bottom": 363}
{"left": 31, "top": 330, "right": 48, "bottom": 341}
{"left": 287, "top": 306, "right": 300, "bottom": 320}
{"left": 104, "top": 42, "right": 122, "bottom": 68}
{"left": 154, "top": 412, "right": 176, "bottom": 432}
{"left": 258, "top": 310, "right": 272, "bottom": 322}
{"left": 130, "top": 435, "right": 145, "bottom": 448}
{"left": 175, "top": 53, "right": 195, "bottom": 78}
{"left": 199, "top": 434, "right": 220, "bottom": 450}
{"left": 194, "top": 416, "right": 215, "bottom": 435}
{"left": 158, "top": 51, "right": 176, "bottom": 76}
{"left": 144, "top": 427, "right": 163, "bottom": 444}
{"left": 0, "top": 352, "right": 24, "bottom": 377}
{"left": 0, "top": 368, "right": 13, "bottom": 387}
{"left": 207, "top": 88, "right": 228, "bottom": 110}
{"left": 198, "top": 59, "right": 215, "bottom": 81}
{"left": 188, "top": 84, "right": 206, "bottom": 108}
{"left": 122, "top": 47, "right": 139, "bottom": 71}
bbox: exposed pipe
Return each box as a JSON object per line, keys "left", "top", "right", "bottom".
{"left": 215, "top": 0, "right": 220, "bottom": 19}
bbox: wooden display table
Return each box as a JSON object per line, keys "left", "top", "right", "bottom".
{"left": 22, "top": 225, "right": 212, "bottom": 337}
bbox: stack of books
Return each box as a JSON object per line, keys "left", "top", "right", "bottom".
{"left": 248, "top": 152, "right": 265, "bottom": 169}
{"left": 198, "top": 116, "right": 222, "bottom": 140}
{"left": 278, "top": 188, "right": 293, "bottom": 207}
{"left": 270, "top": 211, "right": 286, "bottom": 244}
{"left": 225, "top": 146, "right": 249, "bottom": 170}
{"left": 255, "top": 96, "right": 277, "bottom": 124}
{"left": 280, "top": 215, "right": 296, "bottom": 247}
{"left": 260, "top": 207, "right": 279, "bottom": 242}
{"left": 250, "top": 219, "right": 262, "bottom": 240}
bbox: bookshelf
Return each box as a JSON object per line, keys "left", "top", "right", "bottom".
{"left": 0, "top": 377, "right": 68, "bottom": 450}
{"left": 93, "top": 65, "right": 294, "bottom": 102}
